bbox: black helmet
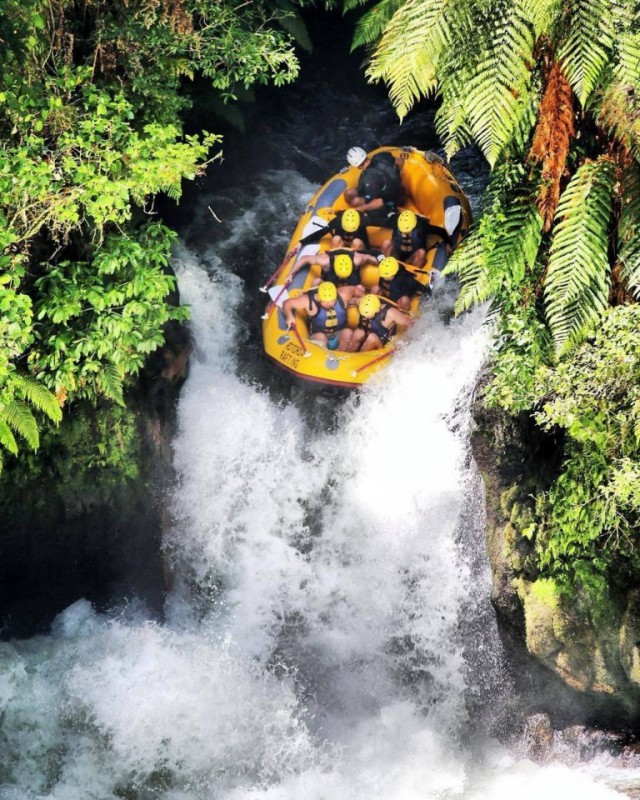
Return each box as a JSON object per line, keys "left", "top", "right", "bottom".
{"left": 359, "top": 173, "right": 385, "bottom": 202}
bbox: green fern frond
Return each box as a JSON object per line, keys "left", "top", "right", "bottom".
{"left": 522, "top": 0, "right": 563, "bottom": 37}
{"left": 557, "top": 0, "right": 614, "bottom": 107}
{"left": 367, "top": 0, "right": 453, "bottom": 119}
{"left": 0, "top": 399, "right": 39, "bottom": 451}
{"left": 0, "top": 418, "right": 19, "bottom": 457}
{"left": 98, "top": 364, "right": 125, "bottom": 405}
{"left": 445, "top": 165, "right": 542, "bottom": 312}
{"left": 544, "top": 158, "right": 615, "bottom": 356}
{"left": 463, "top": 0, "right": 537, "bottom": 165}
{"left": 352, "top": 0, "right": 405, "bottom": 49}
{"left": 618, "top": 164, "right": 640, "bottom": 299}
{"left": 14, "top": 374, "right": 62, "bottom": 423}
{"left": 344, "top": 0, "right": 372, "bottom": 11}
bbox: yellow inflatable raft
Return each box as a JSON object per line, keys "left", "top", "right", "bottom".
{"left": 261, "top": 146, "right": 472, "bottom": 388}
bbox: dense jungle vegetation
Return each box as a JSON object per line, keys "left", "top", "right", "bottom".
{"left": 0, "top": 0, "right": 320, "bottom": 482}
{"left": 2, "top": 0, "right": 639, "bottom": 591}
{"left": 349, "top": 0, "right": 640, "bottom": 590}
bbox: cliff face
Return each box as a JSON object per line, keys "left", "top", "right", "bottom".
{"left": 472, "top": 378, "right": 640, "bottom": 717}
{"left": 0, "top": 319, "right": 190, "bottom": 638}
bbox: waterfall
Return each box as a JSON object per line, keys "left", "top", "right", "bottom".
{"left": 0, "top": 171, "right": 636, "bottom": 800}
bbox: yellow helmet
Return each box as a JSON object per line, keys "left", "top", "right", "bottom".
{"left": 379, "top": 256, "right": 399, "bottom": 280}
{"left": 317, "top": 281, "right": 337, "bottom": 303}
{"left": 359, "top": 294, "right": 381, "bottom": 319}
{"left": 342, "top": 209, "right": 361, "bottom": 234}
{"left": 398, "top": 210, "right": 417, "bottom": 235}
{"left": 334, "top": 253, "right": 353, "bottom": 279}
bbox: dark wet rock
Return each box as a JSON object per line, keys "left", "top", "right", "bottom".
{"left": 0, "top": 316, "right": 191, "bottom": 639}
{"left": 471, "top": 372, "right": 640, "bottom": 720}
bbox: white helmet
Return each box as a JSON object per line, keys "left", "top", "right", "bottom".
{"left": 347, "top": 146, "right": 367, "bottom": 168}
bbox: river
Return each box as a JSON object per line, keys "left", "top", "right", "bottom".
{"left": 2, "top": 13, "right": 640, "bottom": 800}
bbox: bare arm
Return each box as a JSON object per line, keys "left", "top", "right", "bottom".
{"left": 355, "top": 252, "right": 379, "bottom": 267}
{"left": 291, "top": 252, "right": 328, "bottom": 276}
{"left": 283, "top": 295, "right": 311, "bottom": 327}
{"left": 389, "top": 308, "right": 413, "bottom": 328}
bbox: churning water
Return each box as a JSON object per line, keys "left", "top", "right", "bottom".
{"left": 2, "top": 168, "right": 640, "bottom": 799}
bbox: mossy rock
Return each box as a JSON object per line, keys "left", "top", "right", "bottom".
{"left": 518, "top": 575, "right": 632, "bottom": 700}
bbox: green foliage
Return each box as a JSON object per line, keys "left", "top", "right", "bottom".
{"left": 483, "top": 298, "right": 551, "bottom": 413}
{"left": 557, "top": 0, "right": 614, "bottom": 107}
{"left": 353, "top": 0, "right": 640, "bottom": 584}
{"left": 618, "top": 164, "right": 640, "bottom": 299}
{"left": 31, "top": 223, "right": 188, "bottom": 405}
{"left": 0, "top": 0, "right": 317, "bottom": 469}
{"left": 444, "top": 163, "right": 543, "bottom": 312}
{"left": 532, "top": 306, "right": 640, "bottom": 576}
{"left": 0, "top": 400, "right": 144, "bottom": 514}
{"left": 543, "top": 157, "right": 615, "bottom": 355}
{"left": 350, "top": 0, "right": 405, "bottom": 50}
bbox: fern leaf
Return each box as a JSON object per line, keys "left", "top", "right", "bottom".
{"left": 618, "top": 164, "right": 640, "bottom": 299}
{"left": 522, "top": 0, "right": 562, "bottom": 37}
{"left": 98, "top": 364, "right": 125, "bottom": 405}
{"left": 0, "top": 400, "right": 39, "bottom": 451}
{"left": 445, "top": 165, "right": 543, "bottom": 313}
{"left": 557, "top": 0, "right": 614, "bottom": 107}
{"left": 0, "top": 418, "right": 19, "bottom": 457}
{"left": 344, "top": 0, "right": 372, "bottom": 11}
{"left": 352, "top": 0, "right": 405, "bottom": 49}
{"left": 544, "top": 158, "right": 616, "bottom": 356}
{"left": 367, "top": 0, "right": 453, "bottom": 119}
{"left": 14, "top": 374, "right": 63, "bottom": 423}
{"left": 463, "top": 0, "right": 537, "bottom": 166}
{"left": 596, "top": 28, "right": 640, "bottom": 158}
{"left": 528, "top": 62, "right": 575, "bottom": 231}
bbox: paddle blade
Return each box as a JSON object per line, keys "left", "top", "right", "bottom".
{"left": 268, "top": 286, "right": 290, "bottom": 307}
{"left": 444, "top": 205, "right": 461, "bottom": 236}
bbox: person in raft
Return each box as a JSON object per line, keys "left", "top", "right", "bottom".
{"left": 381, "top": 209, "right": 452, "bottom": 269}
{"left": 347, "top": 293, "right": 413, "bottom": 353}
{"left": 292, "top": 208, "right": 371, "bottom": 252}
{"left": 282, "top": 281, "right": 360, "bottom": 350}
{"left": 343, "top": 146, "right": 406, "bottom": 214}
{"left": 289, "top": 248, "right": 377, "bottom": 295}
{"left": 371, "top": 256, "right": 431, "bottom": 311}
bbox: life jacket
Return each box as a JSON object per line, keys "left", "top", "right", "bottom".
{"left": 308, "top": 292, "right": 347, "bottom": 335}
{"left": 378, "top": 277, "right": 393, "bottom": 299}
{"left": 392, "top": 226, "right": 424, "bottom": 258}
{"left": 358, "top": 305, "right": 395, "bottom": 344}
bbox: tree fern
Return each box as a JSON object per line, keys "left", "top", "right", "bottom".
{"left": 445, "top": 165, "right": 543, "bottom": 312}
{"left": 351, "top": 0, "right": 406, "bottom": 50}
{"left": 557, "top": 0, "right": 614, "bottom": 107}
{"left": 528, "top": 62, "right": 575, "bottom": 231}
{"left": 544, "top": 158, "right": 616, "bottom": 355}
{"left": 618, "top": 164, "right": 640, "bottom": 299}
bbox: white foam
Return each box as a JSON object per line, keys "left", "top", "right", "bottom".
{"left": 0, "top": 172, "right": 632, "bottom": 800}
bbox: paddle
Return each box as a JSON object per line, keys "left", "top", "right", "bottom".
{"left": 262, "top": 277, "right": 292, "bottom": 320}
{"left": 351, "top": 348, "right": 395, "bottom": 377}
{"left": 289, "top": 323, "right": 312, "bottom": 358}
{"left": 259, "top": 248, "right": 297, "bottom": 293}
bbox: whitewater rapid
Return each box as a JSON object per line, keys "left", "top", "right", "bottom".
{"left": 1, "top": 172, "right": 638, "bottom": 799}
